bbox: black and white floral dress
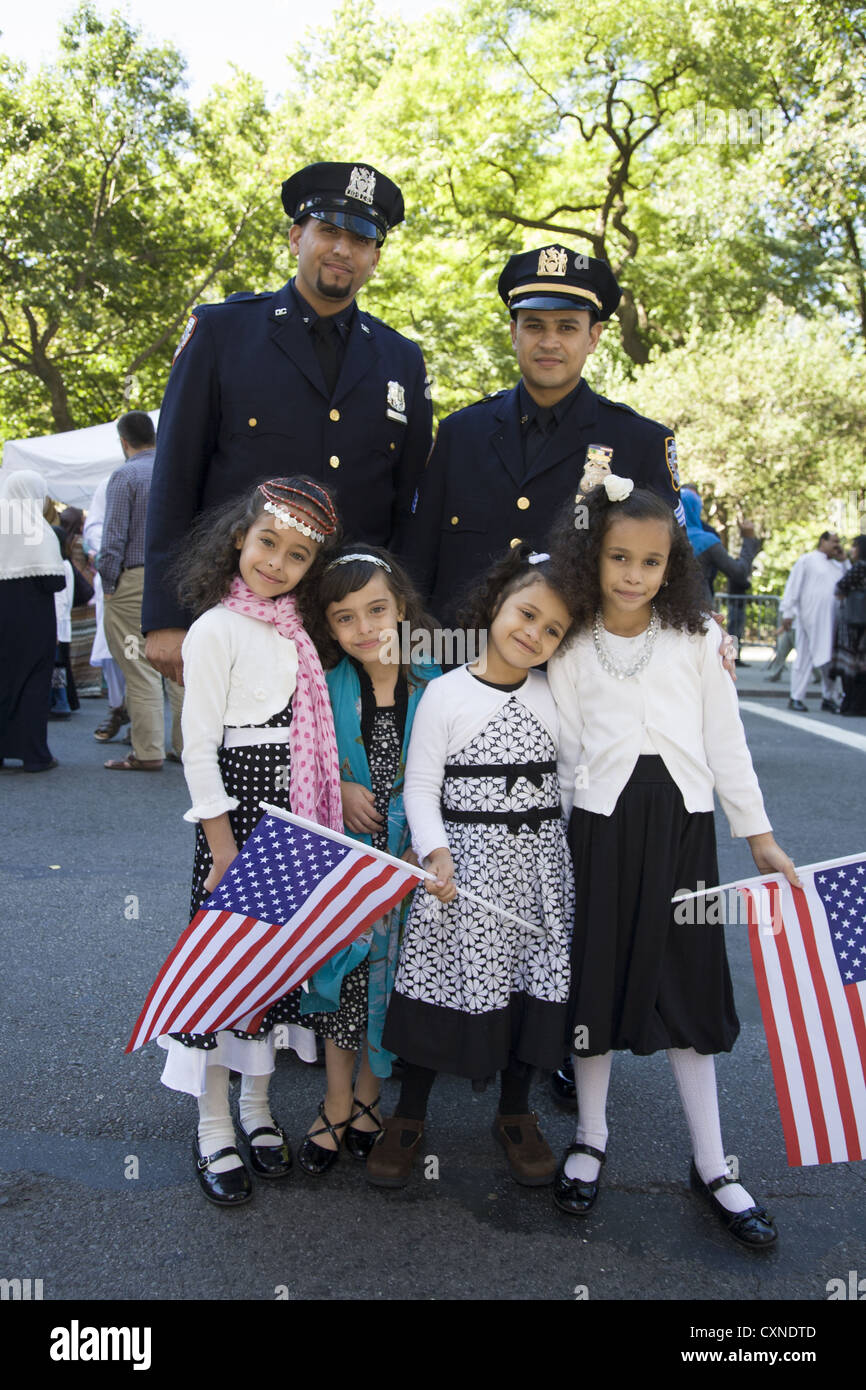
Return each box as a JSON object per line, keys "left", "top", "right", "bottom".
{"left": 383, "top": 687, "right": 573, "bottom": 1078}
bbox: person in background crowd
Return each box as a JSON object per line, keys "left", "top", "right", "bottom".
{"left": 49, "top": 524, "right": 76, "bottom": 719}
{"left": 84, "top": 476, "right": 128, "bottom": 743}
{"left": 0, "top": 470, "right": 66, "bottom": 772}
{"left": 98, "top": 412, "right": 183, "bottom": 770}
{"left": 681, "top": 486, "right": 762, "bottom": 661}
{"left": 779, "top": 532, "right": 845, "bottom": 713}
{"left": 831, "top": 534, "right": 866, "bottom": 716}
{"left": 143, "top": 161, "right": 432, "bottom": 687}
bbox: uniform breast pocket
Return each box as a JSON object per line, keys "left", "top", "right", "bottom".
{"left": 440, "top": 497, "right": 489, "bottom": 535}
{"left": 226, "top": 410, "right": 296, "bottom": 445}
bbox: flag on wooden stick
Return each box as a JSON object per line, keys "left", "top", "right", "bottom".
{"left": 127, "top": 809, "right": 423, "bottom": 1052}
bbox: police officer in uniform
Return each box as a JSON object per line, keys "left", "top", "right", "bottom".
{"left": 143, "top": 161, "right": 432, "bottom": 682}
{"left": 400, "top": 245, "right": 683, "bottom": 629}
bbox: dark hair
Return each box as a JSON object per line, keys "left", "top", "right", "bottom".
{"left": 305, "top": 544, "right": 436, "bottom": 681}
{"left": 174, "top": 475, "right": 341, "bottom": 619}
{"left": 457, "top": 543, "right": 574, "bottom": 637}
{"left": 59, "top": 506, "right": 84, "bottom": 538}
{"left": 852, "top": 534, "right": 866, "bottom": 562}
{"left": 52, "top": 523, "right": 70, "bottom": 562}
{"left": 117, "top": 411, "right": 156, "bottom": 449}
{"left": 818, "top": 530, "right": 833, "bottom": 544}
{"left": 547, "top": 483, "right": 709, "bottom": 638}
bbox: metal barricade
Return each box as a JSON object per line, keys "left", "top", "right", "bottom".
{"left": 714, "top": 593, "right": 780, "bottom": 648}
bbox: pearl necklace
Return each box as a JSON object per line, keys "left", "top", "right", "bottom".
{"left": 593, "top": 607, "right": 659, "bottom": 680}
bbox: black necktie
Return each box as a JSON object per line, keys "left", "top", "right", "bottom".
{"left": 311, "top": 317, "right": 340, "bottom": 397}
{"left": 523, "top": 405, "right": 555, "bottom": 474}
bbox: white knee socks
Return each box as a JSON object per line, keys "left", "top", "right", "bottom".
{"left": 666, "top": 1047, "right": 755, "bottom": 1214}
{"left": 196, "top": 1065, "right": 242, "bottom": 1174}
{"left": 564, "top": 1051, "right": 612, "bottom": 1181}
{"left": 238, "top": 1072, "right": 282, "bottom": 1147}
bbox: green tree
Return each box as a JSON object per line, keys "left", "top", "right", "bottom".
{"left": 0, "top": 4, "right": 277, "bottom": 437}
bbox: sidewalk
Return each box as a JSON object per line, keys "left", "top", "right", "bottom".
{"left": 735, "top": 645, "right": 791, "bottom": 699}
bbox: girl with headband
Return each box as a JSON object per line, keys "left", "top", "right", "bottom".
{"left": 294, "top": 545, "right": 440, "bottom": 1174}
{"left": 155, "top": 476, "right": 342, "bottom": 1206}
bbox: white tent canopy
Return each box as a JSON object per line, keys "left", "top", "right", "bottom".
{"left": 1, "top": 410, "right": 160, "bottom": 507}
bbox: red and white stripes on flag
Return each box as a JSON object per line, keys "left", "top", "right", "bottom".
{"left": 741, "top": 854, "right": 866, "bottom": 1166}
{"left": 126, "top": 809, "right": 424, "bottom": 1052}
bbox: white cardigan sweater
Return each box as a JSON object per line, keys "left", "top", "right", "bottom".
{"left": 180, "top": 605, "right": 298, "bottom": 823}
{"left": 546, "top": 619, "right": 771, "bottom": 837}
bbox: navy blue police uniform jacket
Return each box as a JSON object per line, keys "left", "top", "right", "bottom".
{"left": 142, "top": 279, "right": 432, "bottom": 631}
{"left": 396, "top": 378, "right": 682, "bottom": 627}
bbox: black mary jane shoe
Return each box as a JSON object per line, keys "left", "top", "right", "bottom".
{"left": 550, "top": 1060, "right": 577, "bottom": 1112}
{"left": 552, "top": 1142, "right": 606, "bottom": 1217}
{"left": 193, "top": 1136, "right": 252, "bottom": 1207}
{"left": 689, "top": 1159, "right": 778, "bottom": 1249}
{"left": 345, "top": 1096, "right": 383, "bottom": 1161}
{"left": 297, "top": 1101, "right": 350, "bottom": 1176}
{"left": 238, "top": 1121, "right": 293, "bottom": 1179}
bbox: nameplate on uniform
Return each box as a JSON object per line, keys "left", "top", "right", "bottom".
{"left": 387, "top": 409, "right": 408, "bottom": 424}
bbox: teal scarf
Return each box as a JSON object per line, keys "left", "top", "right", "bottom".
{"left": 300, "top": 655, "right": 441, "bottom": 1077}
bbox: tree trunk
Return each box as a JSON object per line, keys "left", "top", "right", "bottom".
{"left": 616, "top": 288, "right": 650, "bottom": 366}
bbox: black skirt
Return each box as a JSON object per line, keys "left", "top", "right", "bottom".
{"left": 566, "top": 756, "right": 739, "bottom": 1057}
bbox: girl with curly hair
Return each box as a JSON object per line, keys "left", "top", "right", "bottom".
{"left": 367, "top": 545, "right": 576, "bottom": 1190}
{"left": 546, "top": 477, "right": 797, "bottom": 1248}
{"left": 158, "top": 476, "right": 342, "bottom": 1207}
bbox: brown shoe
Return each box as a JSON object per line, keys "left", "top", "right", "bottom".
{"left": 365, "top": 1116, "right": 424, "bottom": 1188}
{"left": 492, "top": 1112, "right": 556, "bottom": 1186}
{"left": 93, "top": 705, "right": 129, "bottom": 742}
{"left": 104, "top": 755, "right": 163, "bottom": 771}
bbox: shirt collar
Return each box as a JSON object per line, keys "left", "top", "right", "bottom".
{"left": 291, "top": 281, "right": 356, "bottom": 338}
{"left": 518, "top": 377, "right": 584, "bottom": 429}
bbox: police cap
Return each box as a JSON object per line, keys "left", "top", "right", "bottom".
{"left": 498, "top": 246, "right": 621, "bottom": 320}
{"left": 281, "top": 162, "right": 405, "bottom": 245}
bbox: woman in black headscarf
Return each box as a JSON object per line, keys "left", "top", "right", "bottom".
{"left": 0, "top": 470, "right": 66, "bottom": 770}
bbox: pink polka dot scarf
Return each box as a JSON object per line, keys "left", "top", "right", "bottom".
{"left": 222, "top": 576, "right": 342, "bottom": 831}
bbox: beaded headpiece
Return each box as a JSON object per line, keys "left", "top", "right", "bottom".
{"left": 258, "top": 479, "right": 338, "bottom": 545}
{"left": 325, "top": 552, "right": 392, "bottom": 573}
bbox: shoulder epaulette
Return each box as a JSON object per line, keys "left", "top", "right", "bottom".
{"left": 597, "top": 395, "right": 668, "bottom": 431}
{"left": 477, "top": 389, "right": 509, "bottom": 405}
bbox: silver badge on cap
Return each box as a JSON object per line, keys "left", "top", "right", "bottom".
{"left": 538, "top": 247, "right": 567, "bottom": 276}
{"left": 386, "top": 380, "right": 407, "bottom": 423}
{"left": 345, "top": 166, "right": 376, "bottom": 205}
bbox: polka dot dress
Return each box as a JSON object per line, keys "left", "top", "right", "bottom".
{"left": 172, "top": 701, "right": 304, "bottom": 1050}
{"left": 301, "top": 706, "right": 401, "bottom": 1051}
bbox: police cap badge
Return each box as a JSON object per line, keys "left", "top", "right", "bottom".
{"left": 281, "top": 162, "right": 405, "bottom": 245}
{"left": 498, "top": 246, "right": 621, "bottom": 321}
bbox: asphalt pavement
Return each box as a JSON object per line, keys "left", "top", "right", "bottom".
{"left": 1, "top": 655, "right": 864, "bottom": 1328}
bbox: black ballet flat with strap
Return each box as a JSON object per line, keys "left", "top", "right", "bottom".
{"left": 238, "top": 1120, "right": 293, "bottom": 1179}
{"left": 344, "top": 1096, "right": 383, "bottom": 1161}
{"left": 193, "top": 1136, "right": 252, "bottom": 1207}
{"left": 689, "top": 1159, "right": 778, "bottom": 1248}
{"left": 297, "top": 1102, "right": 350, "bottom": 1176}
{"left": 552, "top": 1142, "right": 606, "bottom": 1217}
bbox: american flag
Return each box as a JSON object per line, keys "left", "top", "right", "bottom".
{"left": 127, "top": 810, "right": 422, "bottom": 1052}
{"left": 742, "top": 854, "right": 866, "bottom": 1166}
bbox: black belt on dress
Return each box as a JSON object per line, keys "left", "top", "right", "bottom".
{"left": 443, "top": 760, "right": 555, "bottom": 792}
{"left": 442, "top": 806, "right": 561, "bottom": 835}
